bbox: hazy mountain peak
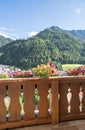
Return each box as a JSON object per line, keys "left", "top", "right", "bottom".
{"left": 50, "top": 26, "right": 63, "bottom": 31}
{"left": 0, "top": 33, "right": 14, "bottom": 46}
{"left": 0, "top": 32, "right": 16, "bottom": 40}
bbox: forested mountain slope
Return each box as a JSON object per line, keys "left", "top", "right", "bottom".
{"left": 0, "top": 26, "right": 84, "bottom": 69}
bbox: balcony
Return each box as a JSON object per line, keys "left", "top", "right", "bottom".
{"left": 0, "top": 76, "right": 85, "bottom": 129}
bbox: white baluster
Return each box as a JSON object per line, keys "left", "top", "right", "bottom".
{"left": 67, "top": 87, "right": 72, "bottom": 113}
{"left": 19, "top": 91, "right": 25, "bottom": 119}
{"left": 4, "top": 96, "right": 11, "bottom": 118}
{"left": 79, "top": 87, "right": 83, "bottom": 112}
{"left": 47, "top": 88, "right": 52, "bottom": 115}
{"left": 33, "top": 88, "right": 40, "bottom": 118}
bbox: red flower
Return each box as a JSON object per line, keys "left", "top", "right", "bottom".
{"left": 52, "top": 70, "right": 55, "bottom": 73}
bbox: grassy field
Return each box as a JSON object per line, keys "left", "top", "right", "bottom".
{"left": 62, "top": 64, "right": 83, "bottom": 71}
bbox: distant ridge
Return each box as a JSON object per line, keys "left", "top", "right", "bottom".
{"left": 0, "top": 35, "right": 14, "bottom": 46}
{"left": 68, "top": 29, "right": 85, "bottom": 40}
{"left": 0, "top": 32, "right": 16, "bottom": 40}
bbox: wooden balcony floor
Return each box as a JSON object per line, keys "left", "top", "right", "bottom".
{"left": 10, "top": 120, "right": 85, "bottom": 130}
{"left": 10, "top": 124, "right": 52, "bottom": 130}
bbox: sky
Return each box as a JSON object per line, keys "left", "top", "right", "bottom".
{"left": 0, "top": 0, "right": 85, "bottom": 39}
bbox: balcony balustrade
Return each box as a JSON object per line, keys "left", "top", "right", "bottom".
{"left": 0, "top": 76, "right": 84, "bottom": 129}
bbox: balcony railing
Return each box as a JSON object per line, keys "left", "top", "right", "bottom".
{"left": 0, "top": 76, "right": 85, "bottom": 129}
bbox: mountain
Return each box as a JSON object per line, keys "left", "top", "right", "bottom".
{"left": 68, "top": 30, "right": 85, "bottom": 41}
{"left": 0, "top": 26, "right": 84, "bottom": 69}
{"left": 0, "top": 35, "right": 13, "bottom": 47}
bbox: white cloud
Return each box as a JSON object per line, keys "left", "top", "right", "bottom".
{"left": 74, "top": 8, "right": 82, "bottom": 14}
{"left": 0, "top": 31, "right": 16, "bottom": 40}
{"left": 28, "top": 31, "right": 38, "bottom": 37}
{"left": 0, "top": 27, "right": 17, "bottom": 40}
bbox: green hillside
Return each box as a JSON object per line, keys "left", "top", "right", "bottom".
{"left": 0, "top": 35, "right": 13, "bottom": 47}
{"left": 62, "top": 64, "right": 83, "bottom": 70}
{"left": 0, "top": 26, "right": 85, "bottom": 69}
